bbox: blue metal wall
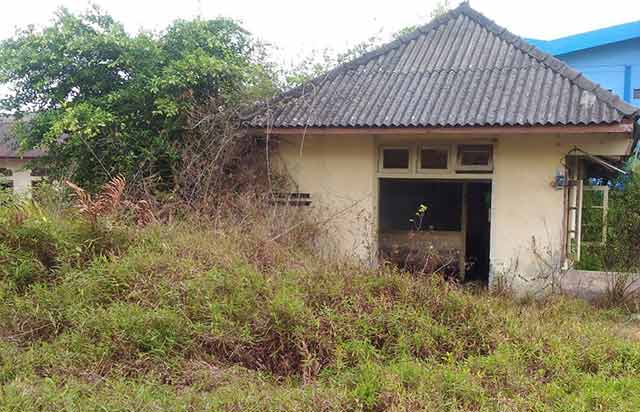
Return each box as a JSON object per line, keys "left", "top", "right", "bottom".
{"left": 549, "top": 38, "right": 640, "bottom": 106}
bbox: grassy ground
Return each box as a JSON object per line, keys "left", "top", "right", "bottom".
{"left": 1, "top": 199, "right": 640, "bottom": 411}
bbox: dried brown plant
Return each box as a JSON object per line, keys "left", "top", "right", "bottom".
{"left": 65, "top": 175, "right": 155, "bottom": 227}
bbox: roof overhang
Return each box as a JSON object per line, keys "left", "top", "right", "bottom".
{"left": 249, "top": 122, "right": 634, "bottom": 137}
{"left": 569, "top": 147, "right": 629, "bottom": 175}
{"left": 0, "top": 155, "right": 42, "bottom": 160}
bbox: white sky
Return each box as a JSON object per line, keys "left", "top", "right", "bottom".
{"left": 0, "top": 0, "right": 637, "bottom": 68}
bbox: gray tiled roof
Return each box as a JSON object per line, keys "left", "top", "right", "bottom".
{"left": 246, "top": 3, "right": 639, "bottom": 129}
{"left": 0, "top": 118, "right": 46, "bottom": 159}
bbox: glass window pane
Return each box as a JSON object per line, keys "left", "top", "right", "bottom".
{"left": 382, "top": 148, "right": 409, "bottom": 169}
{"left": 458, "top": 145, "right": 492, "bottom": 167}
{"left": 420, "top": 148, "right": 448, "bottom": 169}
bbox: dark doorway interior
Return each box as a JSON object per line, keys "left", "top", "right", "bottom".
{"left": 378, "top": 179, "right": 491, "bottom": 283}
{"left": 378, "top": 179, "right": 464, "bottom": 277}
{"left": 379, "top": 179, "right": 462, "bottom": 232}
{"left": 465, "top": 182, "right": 491, "bottom": 284}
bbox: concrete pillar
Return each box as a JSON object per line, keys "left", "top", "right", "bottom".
{"left": 12, "top": 169, "right": 33, "bottom": 195}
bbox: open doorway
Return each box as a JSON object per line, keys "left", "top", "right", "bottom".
{"left": 464, "top": 182, "right": 491, "bottom": 284}
{"left": 378, "top": 179, "right": 491, "bottom": 284}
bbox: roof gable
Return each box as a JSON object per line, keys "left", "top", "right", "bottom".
{"left": 247, "top": 3, "right": 638, "bottom": 129}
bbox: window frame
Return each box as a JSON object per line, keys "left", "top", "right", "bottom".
{"left": 455, "top": 144, "right": 494, "bottom": 172}
{"left": 378, "top": 146, "right": 412, "bottom": 173}
{"left": 581, "top": 185, "right": 609, "bottom": 246}
{"left": 417, "top": 144, "right": 452, "bottom": 174}
{"left": 564, "top": 156, "right": 609, "bottom": 262}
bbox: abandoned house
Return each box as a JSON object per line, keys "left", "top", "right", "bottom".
{"left": 246, "top": 3, "right": 639, "bottom": 291}
{"left": 0, "top": 117, "right": 46, "bottom": 194}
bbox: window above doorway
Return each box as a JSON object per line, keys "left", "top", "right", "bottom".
{"left": 418, "top": 145, "right": 450, "bottom": 173}
{"left": 379, "top": 147, "right": 410, "bottom": 172}
{"left": 378, "top": 143, "right": 493, "bottom": 175}
{"left": 456, "top": 144, "right": 493, "bottom": 172}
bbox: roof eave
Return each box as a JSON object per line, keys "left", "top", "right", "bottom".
{"left": 248, "top": 122, "right": 635, "bottom": 137}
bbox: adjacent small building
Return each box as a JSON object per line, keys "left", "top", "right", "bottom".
{"left": 246, "top": 3, "right": 640, "bottom": 292}
{"left": 0, "top": 118, "right": 46, "bottom": 194}
{"left": 528, "top": 20, "right": 640, "bottom": 106}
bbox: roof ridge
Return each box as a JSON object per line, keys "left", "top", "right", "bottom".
{"left": 331, "top": 65, "right": 541, "bottom": 75}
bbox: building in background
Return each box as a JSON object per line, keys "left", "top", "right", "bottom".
{"left": 528, "top": 20, "right": 640, "bottom": 106}
{"left": 0, "top": 118, "right": 46, "bottom": 194}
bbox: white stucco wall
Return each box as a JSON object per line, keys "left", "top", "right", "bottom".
{"left": 491, "top": 134, "right": 630, "bottom": 292}
{"left": 277, "top": 134, "right": 377, "bottom": 261}
{"left": 0, "top": 158, "right": 35, "bottom": 195}
{"left": 275, "top": 131, "right": 632, "bottom": 291}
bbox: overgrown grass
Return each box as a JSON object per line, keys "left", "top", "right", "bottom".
{"left": 1, "top": 200, "right": 640, "bottom": 411}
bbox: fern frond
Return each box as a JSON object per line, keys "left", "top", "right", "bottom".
{"left": 133, "top": 199, "right": 156, "bottom": 227}
{"left": 98, "top": 175, "right": 126, "bottom": 214}
{"left": 65, "top": 176, "right": 154, "bottom": 227}
{"left": 65, "top": 180, "right": 96, "bottom": 217}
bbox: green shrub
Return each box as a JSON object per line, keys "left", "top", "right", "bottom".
{"left": 0, "top": 197, "right": 130, "bottom": 292}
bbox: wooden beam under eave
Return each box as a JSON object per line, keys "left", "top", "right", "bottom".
{"left": 248, "top": 122, "right": 634, "bottom": 137}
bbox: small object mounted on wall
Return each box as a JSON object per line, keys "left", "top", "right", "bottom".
{"left": 551, "top": 167, "right": 570, "bottom": 189}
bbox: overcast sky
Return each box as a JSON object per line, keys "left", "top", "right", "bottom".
{"left": 0, "top": 0, "right": 637, "bottom": 67}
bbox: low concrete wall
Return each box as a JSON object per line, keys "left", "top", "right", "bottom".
{"left": 0, "top": 158, "right": 35, "bottom": 195}
{"left": 561, "top": 269, "right": 640, "bottom": 299}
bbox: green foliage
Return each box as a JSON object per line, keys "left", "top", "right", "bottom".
{"left": 283, "top": 35, "right": 383, "bottom": 88}
{"left": 1, "top": 204, "right": 640, "bottom": 411}
{"left": 578, "top": 161, "right": 640, "bottom": 273}
{"left": 0, "top": 195, "right": 129, "bottom": 292}
{"left": 0, "top": 6, "right": 276, "bottom": 188}
{"left": 283, "top": 1, "right": 453, "bottom": 88}
{"left": 604, "top": 163, "right": 640, "bottom": 271}
{"left": 430, "top": 0, "right": 453, "bottom": 19}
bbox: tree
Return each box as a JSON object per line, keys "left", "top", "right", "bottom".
{"left": 0, "top": 6, "right": 276, "bottom": 188}
{"left": 283, "top": 35, "right": 383, "bottom": 88}
{"left": 430, "top": 0, "right": 452, "bottom": 19}
{"left": 284, "top": 1, "right": 454, "bottom": 88}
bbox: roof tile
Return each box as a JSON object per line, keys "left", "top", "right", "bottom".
{"left": 246, "top": 3, "right": 639, "bottom": 128}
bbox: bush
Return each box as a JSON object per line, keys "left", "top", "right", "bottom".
{"left": 577, "top": 162, "right": 640, "bottom": 306}
{"left": 0, "top": 197, "right": 130, "bottom": 292}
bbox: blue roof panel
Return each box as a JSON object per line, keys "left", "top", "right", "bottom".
{"left": 526, "top": 20, "right": 640, "bottom": 56}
